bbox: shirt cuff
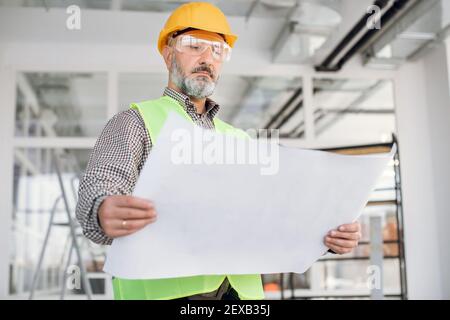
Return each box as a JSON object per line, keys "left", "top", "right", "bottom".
{"left": 92, "top": 195, "right": 108, "bottom": 230}
{"left": 91, "top": 195, "right": 114, "bottom": 245}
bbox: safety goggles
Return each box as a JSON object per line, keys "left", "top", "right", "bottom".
{"left": 171, "top": 34, "right": 232, "bottom": 62}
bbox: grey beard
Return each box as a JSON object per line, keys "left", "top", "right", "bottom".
{"left": 170, "top": 57, "right": 217, "bottom": 99}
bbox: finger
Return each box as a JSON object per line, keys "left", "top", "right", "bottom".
{"left": 325, "top": 236, "right": 358, "bottom": 248}
{"left": 117, "top": 217, "right": 157, "bottom": 231}
{"left": 114, "top": 207, "right": 157, "bottom": 220}
{"left": 120, "top": 217, "right": 156, "bottom": 236}
{"left": 337, "top": 222, "right": 361, "bottom": 233}
{"left": 109, "top": 228, "right": 145, "bottom": 238}
{"left": 325, "top": 243, "right": 352, "bottom": 255}
{"left": 108, "top": 217, "right": 157, "bottom": 237}
{"left": 328, "top": 230, "right": 361, "bottom": 241}
{"left": 114, "top": 195, "right": 154, "bottom": 210}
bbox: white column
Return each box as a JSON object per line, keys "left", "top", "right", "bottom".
{"left": 0, "top": 65, "right": 15, "bottom": 298}
{"left": 107, "top": 71, "right": 119, "bottom": 118}
{"left": 446, "top": 37, "right": 450, "bottom": 92}
{"left": 394, "top": 42, "right": 450, "bottom": 299}
{"left": 303, "top": 76, "right": 315, "bottom": 143}
{"left": 421, "top": 41, "right": 450, "bottom": 299}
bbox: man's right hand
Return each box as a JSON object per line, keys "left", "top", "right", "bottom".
{"left": 98, "top": 195, "right": 157, "bottom": 238}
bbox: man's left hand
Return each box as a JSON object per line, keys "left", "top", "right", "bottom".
{"left": 324, "top": 222, "right": 362, "bottom": 254}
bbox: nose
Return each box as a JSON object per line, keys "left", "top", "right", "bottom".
{"left": 198, "top": 45, "right": 215, "bottom": 64}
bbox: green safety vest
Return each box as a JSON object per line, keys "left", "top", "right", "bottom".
{"left": 112, "top": 95, "right": 265, "bottom": 300}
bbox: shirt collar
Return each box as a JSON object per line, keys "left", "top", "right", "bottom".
{"left": 163, "top": 87, "right": 220, "bottom": 119}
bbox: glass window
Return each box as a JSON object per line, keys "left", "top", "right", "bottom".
{"left": 313, "top": 78, "right": 396, "bottom": 146}
{"left": 118, "top": 73, "right": 167, "bottom": 111}
{"left": 15, "top": 72, "right": 108, "bottom": 138}
{"left": 11, "top": 147, "right": 108, "bottom": 297}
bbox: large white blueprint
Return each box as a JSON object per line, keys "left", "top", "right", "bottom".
{"left": 103, "top": 113, "right": 395, "bottom": 279}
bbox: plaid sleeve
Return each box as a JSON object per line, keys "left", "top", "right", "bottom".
{"left": 75, "top": 109, "right": 151, "bottom": 245}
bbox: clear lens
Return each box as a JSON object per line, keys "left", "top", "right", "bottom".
{"left": 175, "top": 35, "right": 231, "bottom": 62}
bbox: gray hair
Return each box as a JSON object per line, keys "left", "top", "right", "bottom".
{"left": 168, "top": 39, "right": 218, "bottom": 99}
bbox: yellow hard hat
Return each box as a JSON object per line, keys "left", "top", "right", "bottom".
{"left": 157, "top": 2, "right": 238, "bottom": 55}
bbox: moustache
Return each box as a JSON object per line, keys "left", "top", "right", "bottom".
{"left": 191, "top": 65, "right": 215, "bottom": 79}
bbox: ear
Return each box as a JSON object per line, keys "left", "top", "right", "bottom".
{"left": 162, "top": 45, "right": 173, "bottom": 71}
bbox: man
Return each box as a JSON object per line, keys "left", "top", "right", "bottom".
{"left": 76, "top": 2, "right": 361, "bottom": 300}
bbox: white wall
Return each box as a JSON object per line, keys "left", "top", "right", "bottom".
{"left": 395, "top": 42, "right": 450, "bottom": 299}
